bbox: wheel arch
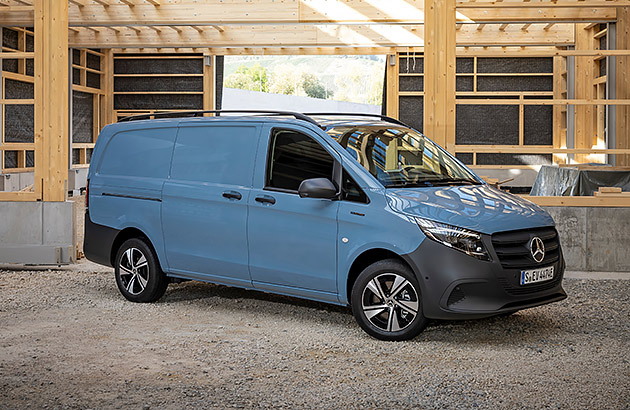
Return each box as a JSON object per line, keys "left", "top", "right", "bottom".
{"left": 110, "top": 227, "right": 163, "bottom": 271}
{"left": 345, "top": 248, "right": 416, "bottom": 305}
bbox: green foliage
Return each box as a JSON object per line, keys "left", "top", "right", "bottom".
{"left": 224, "top": 63, "right": 269, "bottom": 92}
{"left": 301, "top": 72, "right": 328, "bottom": 99}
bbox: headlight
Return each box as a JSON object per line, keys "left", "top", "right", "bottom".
{"left": 415, "top": 218, "right": 490, "bottom": 261}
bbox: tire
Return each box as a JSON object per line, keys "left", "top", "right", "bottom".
{"left": 114, "top": 238, "right": 168, "bottom": 303}
{"left": 351, "top": 259, "right": 428, "bottom": 341}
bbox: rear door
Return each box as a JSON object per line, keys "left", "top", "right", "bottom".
{"left": 247, "top": 125, "right": 340, "bottom": 302}
{"left": 162, "top": 121, "right": 261, "bottom": 286}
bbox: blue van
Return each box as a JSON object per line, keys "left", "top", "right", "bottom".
{"left": 84, "top": 111, "right": 566, "bottom": 341}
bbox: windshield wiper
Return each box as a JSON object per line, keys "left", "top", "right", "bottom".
{"left": 430, "top": 178, "right": 480, "bottom": 186}
{"left": 384, "top": 181, "right": 436, "bottom": 188}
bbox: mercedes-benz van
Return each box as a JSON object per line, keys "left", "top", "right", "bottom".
{"left": 84, "top": 111, "right": 566, "bottom": 341}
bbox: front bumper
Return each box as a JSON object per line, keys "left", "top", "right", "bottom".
{"left": 402, "top": 236, "right": 567, "bottom": 320}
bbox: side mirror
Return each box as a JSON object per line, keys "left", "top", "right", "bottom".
{"left": 298, "top": 178, "right": 338, "bottom": 199}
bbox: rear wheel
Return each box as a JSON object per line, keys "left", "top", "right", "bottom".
{"left": 351, "top": 259, "right": 428, "bottom": 341}
{"left": 114, "top": 238, "right": 167, "bottom": 303}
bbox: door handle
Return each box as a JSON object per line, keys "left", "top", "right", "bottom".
{"left": 255, "top": 195, "right": 276, "bottom": 205}
{"left": 222, "top": 190, "right": 242, "bottom": 200}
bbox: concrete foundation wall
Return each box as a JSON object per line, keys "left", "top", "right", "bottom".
{"left": 0, "top": 201, "right": 75, "bottom": 265}
{"left": 544, "top": 207, "right": 630, "bottom": 272}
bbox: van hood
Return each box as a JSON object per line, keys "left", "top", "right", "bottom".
{"left": 385, "top": 184, "right": 554, "bottom": 234}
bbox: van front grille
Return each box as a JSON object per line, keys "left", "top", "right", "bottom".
{"left": 491, "top": 226, "right": 560, "bottom": 270}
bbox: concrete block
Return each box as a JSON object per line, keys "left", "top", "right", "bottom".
{"left": 586, "top": 208, "right": 630, "bottom": 272}
{"left": 43, "top": 202, "right": 74, "bottom": 245}
{"left": 0, "top": 202, "right": 43, "bottom": 245}
{"left": 545, "top": 206, "right": 587, "bottom": 271}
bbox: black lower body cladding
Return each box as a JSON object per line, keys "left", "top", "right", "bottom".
{"left": 84, "top": 211, "right": 120, "bottom": 267}
{"left": 402, "top": 238, "right": 566, "bottom": 320}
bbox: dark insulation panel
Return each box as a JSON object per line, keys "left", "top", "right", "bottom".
{"left": 4, "top": 151, "right": 17, "bottom": 169}
{"left": 26, "top": 34, "right": 33, "bottom": 52}
{"left": 72, "top": 49, "right": 81, "bottom": 65}
{"left": 476, "top": 153, "right": 552, "bottom": 166}
{"left": 72, "top": 149, "right": 81, "bottom": 165}
{"left": 399, "top": 76, "right": 423, "bottom": 92}
{"left": 456, "top": 76, "right": 473, "bottom": 92}
{"left": 26, "top": 150, "right": 34, "bottom": 167}
{"left": 5, "top": 105, "right": 34, "bottom": 143}
{"left": 456, "top": 58, "right": 474, "bottom": 73}
{"left": 477, "top": 76, "right": 553, "bottom": 92}
{"left": 114, "top": 57, "right": 203, "bottom": 74}
{"left": 72, "top": 68, "right": 81, "bottom": 85}
{"left": 87, "top": 52, "right": 101, "bottom": 71}
{"left": 215, "top": 56, "right": 224, "bottom": 109}
{"left": 5, "top": 79, "right": 34, "bottom": 99}
{"left": 399, "top": 57, "right": 423, "bottom": 74}
{"left": 477, "top": 57, "right": 553, "bottom": 73}
{"left": 4, "top": 79, "right": 35, "bottom": 143}
{"left": 2, "top": 28, "right": 19, "bottom": 49}
{"left": 399, "top": 96, "right": 423, "bottom": 132}
{"left": 3, "top": 59, "right": 18, "bottom": 73}
{"left": 456, "top": 105, "right": 519, "bottom": 145}
{"left": 523, "top": 105, "right": 553, "bottom": 145}
{"left": 455, "top": 153, "right": 473, "bottom": 165}
{"left": 87, "top": 71, "right": 101, "bottom": 89}
{"left": 73, "top": 91, "right": 94, "bottom": 143}
{"left": 114, "top": 94, "right": 204, "bottom": 110}
{"left": 114, "top": 76, "right": 203, "bottom": 92}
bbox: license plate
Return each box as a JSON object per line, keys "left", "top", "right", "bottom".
{"left": 520, "top": 266, "right": 554, "bottom": 285}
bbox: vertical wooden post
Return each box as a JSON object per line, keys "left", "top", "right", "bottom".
{"left": 34, "top": 0, "right": 69, "bottom": 202}
{"left": 574, "top": 23, "right": 597, "bottom": 164}
{"left": 102, "top": 49, "right": 115, "bottom": 127}
{"left": 423, "top": 0, "right": 456, "bottom": 152}
{"left": 386, "top": 53, "right": 399, "bottom": 119}
{"left": 203, "top": 54, "right": 215, "bottom": 113}
{"left": 617, "top": 7, "right": 630, "bottom": 166}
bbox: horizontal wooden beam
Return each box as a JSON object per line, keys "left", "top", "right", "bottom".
{"left": 521, "top": 195, "right": 630, "bottom": 207}
{"left": 454, "top": 146, "right": 630, "bottom": 154}
{"left": 456, "top": 98, "right": 630, "bottom": 105}
{"left": 0, "top": 192, "right": 40, "bottom": 202}
{"left": 457, "top": 0, "right": 629, "bottom": 8}
{"left": 68, "top": 23, "right": 574, "bottom": 48}
{"left": 0, "top": 1, "right": 617, "bottom": 27}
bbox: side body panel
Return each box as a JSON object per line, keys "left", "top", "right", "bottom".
{"left": 88, "top": 123, "right": 178, "bottom": 271}
{"left": 161, "top": 122, "right": 261, "bottom": 286}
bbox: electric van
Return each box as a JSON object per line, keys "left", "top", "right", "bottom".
{"left": 84, "top": 111, "right": 566, "bottom": 341}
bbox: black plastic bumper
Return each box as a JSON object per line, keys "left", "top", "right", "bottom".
{"left": 84, "top": 211, "right": 119, "bottom": 267}
{"left": 402, "top": 237, "right": 567, "bottom": 320}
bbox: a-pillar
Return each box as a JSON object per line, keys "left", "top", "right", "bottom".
{"left": 34, "top": 0, "right": 69, "bottom": 202}
{"left": 423, "top": 0, "right": 456, "bottom": 152}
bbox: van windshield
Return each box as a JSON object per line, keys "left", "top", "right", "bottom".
{"left": 325, "top": 125, "right": 481, "bottom": 188}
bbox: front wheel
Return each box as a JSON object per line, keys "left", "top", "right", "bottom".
{"left": 114, "top": 238, "right": 168, "bottom": 303}
{"left": 351, "top": 259, "right": 428, "bottom": 341}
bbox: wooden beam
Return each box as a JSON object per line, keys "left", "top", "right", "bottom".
{"left": 119, "top": 0, "right": 135, "bottom": 5}
{"left": 457, "top": 0, "right": 630, "bottom": 8}
{"left": 521, "top": 195, "right": 630, "bottom": 207}
{"left": 424, "top": 0, "right": 456, "bottom": 151}
{"left": 34, "top": 0, "right": 69, "bottom": 202}
{"left": 0, "top": 2, "right": 598, "bottom": 28}
{"left": 386, "top": 53, "right": 400, "bottom": 119}
{"left": 617, "top": 6, "right": 630, "bottom": 166}
{"left": 91, "top": 0, "right": 110, "bottom": 7}
{"left": 210, "top": 25, "right": 225, "bottom": 33}
{"left": 190, "top": 25, "right": 204, "bottom": 33}
{"left": 67, "top": 23, "right": 574, "bottom": 48}
{"left": 168, "top": 25, "right": 182, "bottom": 33}
{"left": 203, "top": 55, "right": 215, "bottom": 112}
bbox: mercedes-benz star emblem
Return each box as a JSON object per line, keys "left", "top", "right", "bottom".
{"left": 530, "top": 236, "right": 545, "bottom": 263}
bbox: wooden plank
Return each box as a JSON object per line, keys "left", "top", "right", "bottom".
{"left": 598, "top": 187, "right": 623, "bottom": 193}
{"left": 386, "top": 53, "right": 399, "bottom": 119}
{"left": 0, "top": 192, "right": 40, "bottom": 201}
{"left": 521, "top": 195, "right": 630, "bottom": 207}
{"left": 456, "top": 1, "right": 629, "bottom": 8}
{"left": 617, "top": 7, "right": 630, "bottom": 166}
{"left": 33, "top": 0, "right": 69, "bottom": 202}
{"left": 455, "top": 99, "right": 630, "bottom": 105}
{"left": 454, "top": 146, "right": 630, "bottom": 154}
{"left": 424, "top": 0, "right": 456, "bottom": 151}
{"left": 66, "top": 23, "right": 575, "bottom": 49}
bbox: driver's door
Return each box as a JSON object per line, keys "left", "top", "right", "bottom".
{"left": 247, "top": 125, "right": 340, "bottom": 302}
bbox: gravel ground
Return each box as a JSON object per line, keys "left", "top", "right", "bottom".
{"left": 1, "top": 261, "right": 629, "bottom": 409}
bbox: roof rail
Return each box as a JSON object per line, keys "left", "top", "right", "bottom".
{"left": 117, "top": 110, "right": 321, "bottom": 127}
{"left": 304, "top": 112, "right": 409, "bottom": 127}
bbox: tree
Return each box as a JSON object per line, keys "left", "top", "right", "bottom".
{"left": 301, "top": 72, "right": 328, "bottom": 99}
{"left": 224, "top": 64, "right": 269, "bottom": 92}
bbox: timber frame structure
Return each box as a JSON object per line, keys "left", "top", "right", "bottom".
{"left": 0, "top": 0, "right": 629, "bottom": 207}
